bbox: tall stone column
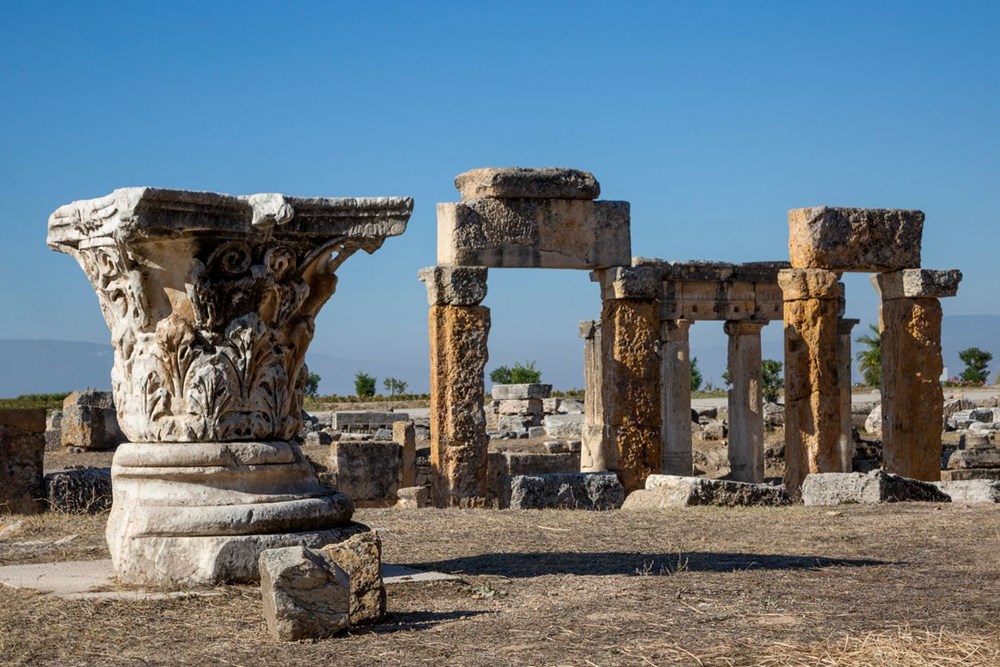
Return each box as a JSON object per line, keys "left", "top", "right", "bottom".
{"left": 419, "top": 267, "right": 491, "bottom": 507}
{"left": 836, "top": 318, "right": 860, "bottom": 472}
{"left": 724, "top": 320, "right": 767, "bottom": 483}
{"left": 873, "top": 269, "right": 961, "bottom": 481}
{"left": 592, "top": 266, "right": 662, "bottom": 493}
{"left": 47, "top": 188, "right": 412, "bottom": 586}
{"left": 778, "top": 268, "right": 842, "bottom": 499}
{"left": 661, "top": 319, "right": 693, "bottom": 475}
{"left": 579, "top": 320, "right": 609, "bottom": 472}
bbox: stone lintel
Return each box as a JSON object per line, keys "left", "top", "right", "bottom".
{"left": 777, "top": 268, "right": 841, "bottom": 301}
{"left": 723, "top": 320, "right": 767, "bottom": 337}
{"left": 579, "top": 320, "right": 600, "bottom": 339}
{"left": 838, "top": 318, "right": 861, "bottom": 335}
{"left": 48, "top": 188, "right": 413, "bottom": 250}
{"left": 591, "top": 266, "right": 660, "bottom": 300}
{"left": 454, "top": 167, "right": 600, "bottom": 200}
{"left": 418, "top": 266, "right": 488, "bottom": 306}
{"left": 633, "top": 258, "right": 790, "bottom": 283}
{"left": 873, "top": 269, "right": 962, "bottom": 300}
{"left": 661, "top": 318, "right": 692, "bottom": 341}
{"left": 660, "top": 280, "right": 783, "bottom": 322}
{"left": 437, "top": 199, "right": 630, "bottom": 269}
{"left": 788, "top": 206, "right": 924, "bottom": 272}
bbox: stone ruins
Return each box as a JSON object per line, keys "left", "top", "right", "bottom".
{"left": 46, "top": 187, "right": 412, "bottom": 585}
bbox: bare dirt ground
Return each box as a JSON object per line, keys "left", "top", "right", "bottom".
{"left": 2, "top": 503, "right": 999, "bottom": 666}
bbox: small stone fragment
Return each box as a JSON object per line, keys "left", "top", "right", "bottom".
{"left": 320, "top": 532, "right": 386, "bottom": 624}
{"left": 259, "top": 546, "right": 351, "bottom": 641}
{"left": 396, "top": 486, "right": 429, "bottom": 509}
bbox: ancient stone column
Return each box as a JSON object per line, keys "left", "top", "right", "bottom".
{"left": 579, "top": 320, "right": 610, "bottom": 472}
{"left": 778, "top": 268, "right": 842, "bottom": 499}
{"left": 591, "top": 266, "right": 662, "bottom": 493}
{"left": 47, "top": 188, "right": 412, "bottom": 586}
{"left": 724, "top": 320, "right": 767, "bottom": 483}
{"left": 660, "top": 318, "right": 693, "bottom": 475}
{"left": 873, "top": 269, "right": 961, "bottom": 481}
{"left": 836, "top": 318, "right": 860, "bottom": 472}
{"left": 419, "top": 266, "right": 490, "bottom": 507}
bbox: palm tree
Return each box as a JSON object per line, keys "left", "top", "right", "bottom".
{"left": 855, "top": 324, "right": 881, "bottom": 387}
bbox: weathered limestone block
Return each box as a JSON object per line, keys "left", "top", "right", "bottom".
{"left": 44, "top": 409, "right": 63, "bottom": 451}
{"left": 44, "top": 467, "right": 112, "bottom": 514}
{"left": 593, "top": 265, "right": 662, "bottom": 301}
{"left": 945, "top": 447, "right": 1000, "bottom": 469}
{"left": 935, "top": 480, "right": 1000, "bottom": 503}
{"left": 455, "top": 167, "right": 600, "bottom": 200}
{"left": 320, "top": 531, "right": 386, "bottom": 624}
{"left": 392, "top": 421, "right": 417, "bottom": 488}
{"left": 506, "top": 472, "right": 624, "bottom": 510}
{"left": 941, "top": 468, "right": 1000, "bottom": 481}
{"left": 0, "top": 409, "right": 46, "bottom": 514}
{"left": 788, "top": 207, "right": 924, "bottom": 271}
{"left": 597, "top": 292, "right": 662, "bottom": 493}
{"left": 725, "top": 320, "right": 767, "bottom": 483}
{"left": 61, "top": 390, "right": 122, "bottom": 451}
{"left": 801, "top": 471, "right": 950, "bottom": 505}
{"left": 661, "top": 319, "right": 693, "bottom": 475}
{"left": 429, "top": 304, "right": 490, "bottom": 507}
{"left": 498, "top": 399, "right": 543, "bottom": 415}
{"left": 622, "top": 475, "right": 789, "bottom": 508}
{"left": 329, "top": 441, "right": 402, "bottom": 506}
{"left": 543, "top": 414, "right": 584, "bottom": 439}
{"left": 396, "top": 486, "right": 430, "bottom": 509}
{"left": 491, "top": 383, "right": 552, "bottom": 400}
{"left": 779, "top": 269, "right": 842, "bottom": 499}
{"left": 879, "top": 297, "right": 945, "bottom": 480}
{"left": 490, "top": 450, "right": 582, "bottom": 504}
{"left": 332, "top": 411, "right": 410, "bottom": 433}
{"left": 874, "top": 269, "right": 962, "bottom": 300}
{"left": 437, "top": 198, "right": 630, "bottom": 269}
{"left": 259, "top": 546, "right": 351, "bottom": 641}
{"left": 418, "top": 265, "right": 488, "bottom": 306}
{"left": 865, "top": 404, "right": 882, "bottom": 436}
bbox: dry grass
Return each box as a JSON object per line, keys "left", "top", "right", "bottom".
{"left": 1, "top": 503, "right": 998, "bottom": 666}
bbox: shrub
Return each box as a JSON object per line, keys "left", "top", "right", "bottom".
{"left": 353, "top": 371, "right": 376, "bottom": 398}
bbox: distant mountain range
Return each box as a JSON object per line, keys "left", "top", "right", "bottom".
{"left": 3, "top": 314, "right": 999, "bottom": 397}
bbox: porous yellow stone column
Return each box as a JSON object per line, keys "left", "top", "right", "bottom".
{"left": 661, "top": 319, "right": 693, "bottom": 475}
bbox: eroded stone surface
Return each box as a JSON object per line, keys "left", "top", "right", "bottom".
{"left": 624, "top": 475, "right": 788, "bottom": 508}
{"left": 491, "top": 384, "right": 552, "bottom": 400}
{"left": 788, "top": 207, "right": 923, "bottom": 271}
{"left": 0, "top": 409, "right": 46, "bottom": 514}
{"left": 801, "top": 470, "right": 950, "bottom": 505}
{"left": 592, "top": 266, "right": 661, "bottom": 300}
{"left": 935, "top": 480, "right": 1000, "bottom": 503}
{"left": 437, "top": 198, "right": 630, "bottom": 269}
{"left": 418, "top": 266, "right": 488, "bottom": 306}
{"left": 874, "top": 269, "right": 962, "bottom": 300}
{"left": 506, "top": 472, "right": 624, "bottom": 510}
{"left": 44, "top": 467, "right": 112, "bottom": 514}
{"left": 454, "top": 167, "right": 600, "bottom": 200}
{"left": 661, "top": 319, "right": 693, "bottom": 475}
{"left": 259, "top": 546, "right": 350, "bottom": 641}
{"left": 329, "top": 441, "right": 401, "bottom": 505}
{"left": 320, "top": 531, "right": 385, "bottom": 624}
{"left": 429, "top": 304, "right": 490, "bottom": 506}
{"left": 60, "top": 390, "right": 122, "bottom": 451}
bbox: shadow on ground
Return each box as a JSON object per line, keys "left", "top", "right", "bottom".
{"left": 407, "top": 551, "right": 890, "bottom": 577}
{"left": 354, "top": 610, "right": 497, "bottom": 635}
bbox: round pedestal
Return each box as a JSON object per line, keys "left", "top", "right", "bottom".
{"left": 107, "top": 441, "right": 361, "bottom": 587}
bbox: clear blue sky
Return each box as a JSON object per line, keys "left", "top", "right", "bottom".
{"left": 1, "top": 1, "right": 997, "bottom": 392}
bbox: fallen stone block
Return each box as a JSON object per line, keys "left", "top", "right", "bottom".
{"left": 60, "top": 390, "right": 122, "bottom": 451}
{"left": 527, "top": 426, "right": 546, "bottom": 438}
{"left": 320, "top": 532, "right": 386, "bottom": 624}
{"left": 941, "top": 468, "right": 1000, "bottom": 481}
{"left": 865, "top": 405, "right": 882, "bottom": 436}
{"left": 492, "top": 383, "right": 552, "bottom": 400}
{"left": 304, "top": 431, "right": 334, "bottom": 447}
{"left": 801, "top": 470, "right": 951, "bottom": 505}
{"left": 259, "top": 546, "right": 350, "bottom": 641}
{"left": 543, "top": 414, "right": 584, "bottom": 439}
{"left": 507, "top": 473, "right": 624, "bottom": 510}
{"left": 788, "top": 206, "right": 923, "bottom": 272}
{"left": 331, "top": 411, "right": 409, "bottom": 433}
{"left": 396, "top": 486, "right": 429, "bottom": 509}
{"left": 328, "top": 441, "right": 401, "bottom": 504}
{"left": 935, "top": 480, "right": 1000, "bottom": 504}
{"left": 701, "top": 420, "right": 727, "bottom": 441}
{"left": 0, "top": 409, "right": 46, "bottom": 515}
{"left": 44, "top": 467, "right": 112, "bottom": 514}
{"left": 763, "top": 402, "right": 784, "bottom": 430}
{"left": 498, "top": 399, "right": 543, "bottom": 415}
{"left": 945, "top": 447, "right": 1000, "bottom": 469}
{"left": 629, "top": 475, "right": 789, "bottom": 508}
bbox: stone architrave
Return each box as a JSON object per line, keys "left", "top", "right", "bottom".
{"left": 874, "top": 270, "right": 961, "bottom": 481}
{"left": 591, "top": 266, "right": 662, "bottom": 493}
{"left": 724, "top": 320, "right": 767, "bottom": 483}
{"left": 837, "top": 319, "right": 860, "bottom": 472}
{"left": 788, "top": 207, "right": 924, "bottom": 272}
{"left": 437, "top": 168, "right": 630, "bottom": 269}
{"left": 660, "top": 319, "right": 693, "bottom": 475}
{"left": 579, "top": 320, "right": 609, "bottom": 472}
{"left": 778, "top": 268, "right": 842, "bottom": 499}
{"left": 420, "top": 266, "right": 491, "bottom": 507}
{"left": 48, "top": 187, "right": 412, "bottom": 586}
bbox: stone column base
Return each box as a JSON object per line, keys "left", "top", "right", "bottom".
{"left": 107, "top": 441, "right": 361, "bottom": 587}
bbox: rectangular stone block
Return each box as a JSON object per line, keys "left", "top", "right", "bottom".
{"left": 789, "top": 207, "right": 924, "bottom": 272}
{"left": 328, "top": 441, "right": 401, "bottom": 505}
{"left": 497, "top": 399, "right": 543, "bottom": 415}
{"left": 801, "top": 470, "right": 950, "bottom": 505}
{"left": 392, "top": 421, "right": 416, "bottom": 488}
{"left": 491, "top": 383, "right": 552, "bottom": 400}
{"left": 0, "top": 409, "right": 46, "bottom": 514}
{"left": 874, "top": 269, "right": 962, "bottom": 300}
{"left": 61, "top": 389, "right": 120, "bottom": 450}
{"left": 506, "top": 472, "right": 624, "bottom": 510}
{"left": 941, "top": 468, "right": 1000, "bottom": 481}
{"left": 624, "top": 475, "right": 788, "bottom": 507}
{"left": 592, "top": 266, "right": 661, "bottom": 300}
{"left": 455, "top": 167, "right": 600, "bottom": 200}
{"left": 437, "top": 199, "right": 630, "bottom": 269}
{"left": 543, "top": 414, "right": 584, "bottom": 438}
{"left": 417, "top": 266, "right": 488, "bottom": 306}
{"left": 331, "top": 411, "right": 409, "bottom": 432}
{"left": 935, "top": 480, "right": 1000, "bottom": 504}
{"left": 946, "top": 447, "right": 1000, "bottom": 469}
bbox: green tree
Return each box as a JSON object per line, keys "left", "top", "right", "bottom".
{"left": 855, "top": 324, "right": 881, "bottom": 387}
{"left": 383, "top": 377, "right": 408, "bottom": 396}
{"left": 353, "top": 371, "right": 376, "bottom": 398}
{"left": 761, "top": 359, "right": 783, "bottom": 403}
{"left": 303, "top": 372, "right": 321, "bottom": 398}
{"left": 690, "top": 357, "right": 703, "bottom": 392}
{"left": 490, "top": 366, "right": 513, "bottom": 384}
{"left": 490, "top": 360, "right": 542, "bottom": 384}
{"left": 959, "top": 347, "right": 993, "bottom": 384}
